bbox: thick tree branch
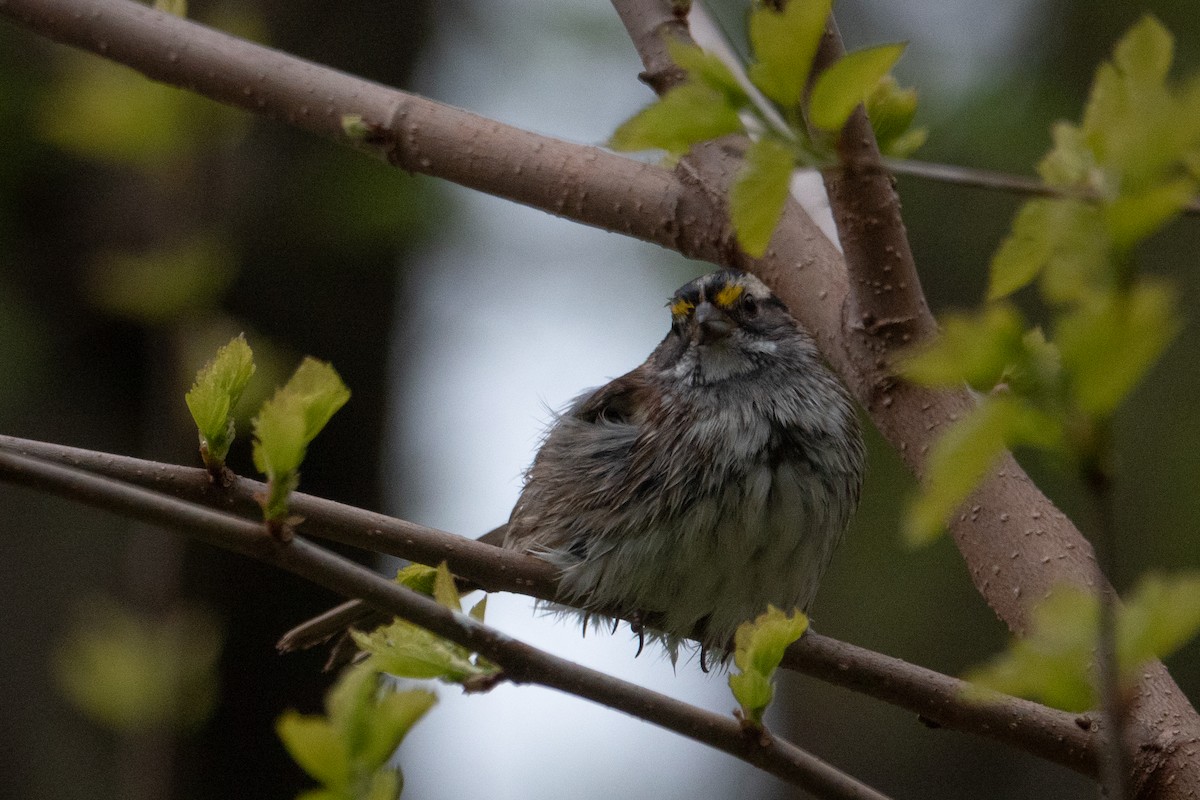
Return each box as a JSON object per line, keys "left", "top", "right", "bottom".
{"left": 0, "top": 0, "right": 1196, "bottom": 792}
{"left": 0, "top": 434, "right": 1096, "bottom": 774}
{"left": 0, "top": 447, "right": 893, "bottom": 800}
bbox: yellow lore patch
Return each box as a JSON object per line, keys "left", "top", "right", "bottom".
{"left": 670, "top": 298, "right": 695, "bottom": 318}
{"left": 713, "top": 282, "right": 744, "bottom": 308}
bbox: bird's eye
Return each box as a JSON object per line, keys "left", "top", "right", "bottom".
{"left": 742, "top": 295, "right": 759, "bottom": 316}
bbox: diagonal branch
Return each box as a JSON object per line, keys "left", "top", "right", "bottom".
{"left": 0, "top": 434, "right": 1097, "bottom": 775}
{"left": 0, "top": 446, "right": 893, "bottom": 800}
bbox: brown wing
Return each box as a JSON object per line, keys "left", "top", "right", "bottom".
{"left": 504, "top": 367, "right": 653, "bottom": 551}
{"left": 570, "top": 367, "right": 651, "bottom": 426}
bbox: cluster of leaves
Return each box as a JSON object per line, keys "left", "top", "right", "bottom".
{"left": 609, "top": 0, "right": 923, "bottom": 256}
{"left": 184, "top": 335, "right": 350, "bottom": 525}
{"left": 901, "top": 15, "right": 1192, "bottom": 545}
{"left": 351, "top": 564, "right": 500, "bottom": 688}
{"left": 967, "top": 572, "right": 1200, "bottom": 712}
{"left": 277, "top": 662, "right": 436, "bottom": 800}
{"left": 727, "top": 606, "right": 808, "bottom": 729}
{"left": 900, "top": 15, "right": 1200, "bottom": 710}
{"left": 55, "top": 600, "right": 222, "bottom": 732}
{"left": 278, "top": 563, "right": 499, "bottom": 800}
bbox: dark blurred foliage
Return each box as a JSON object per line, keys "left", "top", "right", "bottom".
{"left": 0, "top": 2, "right": 432, "bottom": 799}
{"left": 1, "top": 2, "right": 1199, "bottom": 800}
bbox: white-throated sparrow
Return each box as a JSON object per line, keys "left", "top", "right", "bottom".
{"left": 504, "top": 269, "right": 865, "bottom": 659}
{"left": 283, "top": 270, "right": 864, "bottom": 664}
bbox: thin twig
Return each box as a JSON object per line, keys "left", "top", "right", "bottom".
{"left": 0, "top": 434, "right": 1097, "bottom": 774}
{"left": 884, "top": 158, "right": 1200, "bottom": 216}
{"left": 0, "top": 447, "right": 893, "bottom": 800}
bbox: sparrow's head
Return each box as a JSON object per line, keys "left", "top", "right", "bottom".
{"left": 653, "top": 270, "right": 806, "bottom": 383}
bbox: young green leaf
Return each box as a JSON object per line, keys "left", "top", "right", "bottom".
{"left": 964, "top": 586, "right": 1099, "bottom": 712}
{"left": 277, "top": 713, "right": 348, "bottom": 789}
{"left": 251, "top": 358, "right": 350, "bottom": 521}
{"left": 988, "top": 199, "right": 1110, "bottom": 303}
{"left": 394, "top": 563, "right": 439, "bottom": 596}
{"left": 1103, "top": 178, "right": 1195, "bottom": 252}
{"left": 184, "top": 334, "right": 256, "bottom": 469}
{"left": 608, "top": 82, "right": 744, "bottom": 155}
{"left": 898, "top": 303, "right": 1028, "bottom": 391}
{"left": 808, "top": 43, "right": 907, "bottom": 133}
{"left": 730, "top": 135, "right": 796, "bottom": 257}
{"left": 1120, "top": 572, "right": 1200, "bottom": 668}
{"left": 1056, "top": 281, "right": 1180, "bottom": 416}
{"left": 965, "top": 572, "right": 1200, "bottom": 712}
{"left": 666, "top": 39, "right": 751, "bottom": 108}
{"left": 358, "top": 690, "right": 438, "bottom": 775}
{"left": 866, "top": 74, "right": 926, "bottom": 157}
{"left": 353, "top": 621, "right": 494, "bottom": 684}
{"left": 278, "top": 662, "right": 435, "bottom": 800}
{"left": 728, "top": 606, "right": 808, "bottom": 728}
{"left": 432, "top": 562, "right": 463, "bottom": 612}
{"left": 353, "top": 564, "right": 498, "bottom": 685}
{"left": 905, "top": 397, "right": 1063, "bottom": 545}
{"left": 747, "top": 0, "right": 831, "bottom": 110}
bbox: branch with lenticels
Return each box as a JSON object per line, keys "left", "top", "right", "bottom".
{"left": 0, "top": 434, "right": 1095, "bottom": 775}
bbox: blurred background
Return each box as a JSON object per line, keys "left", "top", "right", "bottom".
{"left": 1, "top": 1, "right": 1198, "bottom": 798}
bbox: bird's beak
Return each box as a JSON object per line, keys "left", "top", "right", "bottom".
{"left": 693, "top": 301, "right": 734, "bottom": 344}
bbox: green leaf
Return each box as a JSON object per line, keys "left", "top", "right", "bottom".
{"left": 185, "top": 334, "right": 256, "bottom": 467}
{"left": 1103, "top": 178, "right": 1195, "bottom": 252}
{"left": 965, "top": 572, "right": 1200, "bottom": 712}
{"left": 365, "top": 771, "right": 401, "bottom": 800}
{"left": 1056, "top": 281, "right": 1180, "bottom": 416}
{"left": 728, "top": 606, "right": 808, "bottom": 727}
{"left": 608, "top": 82, "right": 744, "bottom": 155}
{"left": 286, "top": 358, "right": 353, "bottom": 443}
{"left": 359, "top": 690, "right": 437, "bottom": 771}
{"left": 905, "top": 397, "right": 1063, "bottom": 545}
{"left": 808, "top": 43, "right": 907, "bottom": 132}
{"left": 899, "top": 303, "right": 1027, "bottom": 391}
{"left": 730, "top": 135, "right": 796, "bottom": 256}
{"left": 277, "top": 713, "right": 349, "bottom": 788}
{"left": 1037, "top": 122, "right": 1094, "bottom": 188}
{"left": 394, "top": 563, "right": 439, "bottom": 596}
{"left": 1120, "top": 572, "right": 1200, "bottom": 668}
{"left": 468, "top": 596, "right": 488, "bottom": 622}
{"left": 279, "top": 662, "right": 435, "bottom": 800}
{"left": 354, "top": 622, "right": 490, "bottom": 683}
{"left": 1112, "top": 14, "right": 1173, "bottom": 86}
{"left": 746, "top": 0, "right": 831, "bottom": 109}
{"left": 432, "top": 563, "right": 462, "bottom": 612}
{"left": 666, "top": 39, "right": 750, "bottom": 108}
{"left": 866, "top": 74, "right": 925, "bottom": 157}
{"left": 988, "top": 199, "right": 1110, "bottom": 303}
{"left": 964, "top": 586, "right": 1098, "bottom": 712}
{"left": 251, "top": 358, "right": 350, "bottom": 520}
